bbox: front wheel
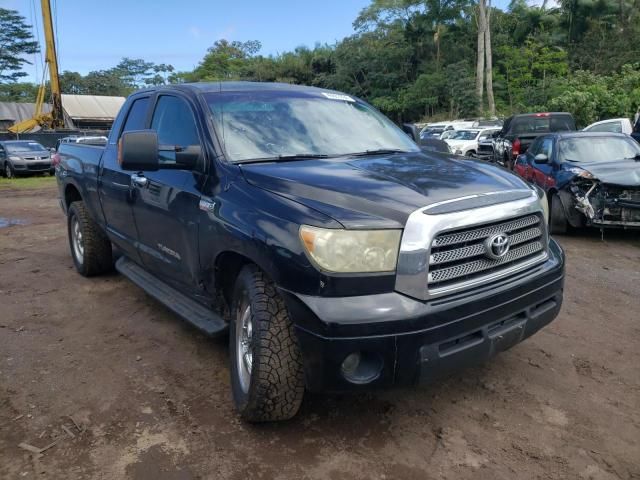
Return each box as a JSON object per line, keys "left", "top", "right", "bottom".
{"left": 67, "top": 201, "right": 113, "bottom": 276}
{"left": 230, "top": 265, "right": 305, "bottom": 422}
{"left": 549, "top": 194, "right": 569, "bottom": 235}
{"left": 5, "top": 162, "right": 15, "bottom": 179}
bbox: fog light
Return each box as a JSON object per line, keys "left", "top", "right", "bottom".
{"left": 340, "top": 351, "right": 383, "bottom": 385}
{"left": 341, "top": 352, "right": 361, "bottom": 376}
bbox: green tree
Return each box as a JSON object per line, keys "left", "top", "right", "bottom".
{"left": 0, "top": 8, "right": 39, "bottom": 82}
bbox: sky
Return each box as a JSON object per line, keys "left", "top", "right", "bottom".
{"left": 2, "top": 0, "right": 511, "bottom": 83}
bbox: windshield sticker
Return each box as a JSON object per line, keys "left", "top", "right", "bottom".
{"left": 322, "top": 92, "right": 355, "bottom": 102}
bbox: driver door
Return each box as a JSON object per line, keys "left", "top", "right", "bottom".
{"left": 129, "top": 94, "right": 206, "bottom": 290}
{"left": 531, "top": 137, "right": 555, "bottom": 189}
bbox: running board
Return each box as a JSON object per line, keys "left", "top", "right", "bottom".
{"left": 115, "top": 256, "right": 227, "bottom": 336}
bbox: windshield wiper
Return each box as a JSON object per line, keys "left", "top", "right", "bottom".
{"left": 347, "top": 149, "right": 410, "bottom": 157}
{"left": 624, "top": 153, "right": 640, "bottom": 161}
{"left": 239, "top": 153, "right": 331, "bottom": 164}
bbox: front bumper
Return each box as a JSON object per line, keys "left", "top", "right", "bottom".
{"left": 12, "top": 161, "right": 53, "bottom": 174}
{"left": 282, "top": 239, "right": 565, "bottom": 393}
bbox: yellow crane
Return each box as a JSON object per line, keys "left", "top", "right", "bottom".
{"left": 9, "top": 0, "right": 64, "bottom": 134}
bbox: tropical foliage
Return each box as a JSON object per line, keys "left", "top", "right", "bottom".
{"left": 1, "top": 1, "right": 640, "bottom": 126}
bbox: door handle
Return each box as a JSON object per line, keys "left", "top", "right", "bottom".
{"left": 131, "top": 173, "right": 148, "bottom": 188}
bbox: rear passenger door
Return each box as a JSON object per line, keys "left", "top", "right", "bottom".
{"left": 99, "top": 95, "right": 151, "bottom": 263}
{"left": 129, "top": 94, "right": 206, "bottom": 290}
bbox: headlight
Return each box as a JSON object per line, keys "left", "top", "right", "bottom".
{"left": 9, "top": 156, "right": 21, "bottom": 161}
{"left": 299, "top": 226, "right": 402, "bottom": 273}
{"left": 567, "top": 167, "right": 595, "bottom": 179}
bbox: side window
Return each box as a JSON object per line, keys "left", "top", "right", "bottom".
{"left": 151, "top": 96, "right": 199, "bottom": 147}
{"left": 121, "top": 97, "right": 150, "bottom": 136}
{"left": 528, "top": 138, "right": 542, "bottom": 156}
{"left": 588, "top": 121, "right": 622, "bottom": 133}
{"left": 534, "top": 138, "right": 553, "bottom": 159}
{"left": 539, "top": 138, "right": 554, "bottom": 158}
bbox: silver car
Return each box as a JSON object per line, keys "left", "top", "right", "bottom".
{"left": 0, "top": 140, "right": 53, "bottom": 178}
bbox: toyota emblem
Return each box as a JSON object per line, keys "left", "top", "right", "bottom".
{"left": 485, "top": 233, "right": 510, "bottom": 260}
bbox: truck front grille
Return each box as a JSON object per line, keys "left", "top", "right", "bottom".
{"left": 428, "top": 214, "right": 546, "bottom": 291}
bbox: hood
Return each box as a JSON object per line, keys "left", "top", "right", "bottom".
{"left": 239, "top": 152, "right": 531, "bottom": 228}
{"left": 567, "top": 160, "right": 640, "bottom": 187}
{"left": 10, "top": 150, "right": 50, "bottom": 158}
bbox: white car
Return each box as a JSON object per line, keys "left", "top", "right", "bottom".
{"left": 420, "top": 121, "right": 476, "bottom": 140}
{"left": 445, "top": 128, "right": 500, "bottom": 157}
{"left": 583, "top": 118, "right": 633, "bottom": 135}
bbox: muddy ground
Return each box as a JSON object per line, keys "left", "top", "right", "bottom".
{"left": 1, "top": 179, "right": 639, "bottom": 480}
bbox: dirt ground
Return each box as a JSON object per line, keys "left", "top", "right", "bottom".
{"left": 1, "top": 179, "right": 639, "bottom": 480}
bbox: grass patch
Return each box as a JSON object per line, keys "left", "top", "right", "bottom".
{"left": 0, "top": 174, "right": 57, "bottom": 190}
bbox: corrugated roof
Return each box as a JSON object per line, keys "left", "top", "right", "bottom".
{"left": 0, "top": 102, "right": 52, "bottom": 122}
{"left": 61, "top": 94, "right": 126, "bottom": 120}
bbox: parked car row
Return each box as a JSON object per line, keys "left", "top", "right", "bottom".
{"left": 417, "top": 111, "right": 640, "bottom": 232}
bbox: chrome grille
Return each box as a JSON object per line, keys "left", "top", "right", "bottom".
{"left": 428, "top": 214, "right": 546, "bottom": 291}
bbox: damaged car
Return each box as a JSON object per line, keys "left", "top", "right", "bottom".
{"left": 514, "top": 132, "right": 640, "bottom": 233}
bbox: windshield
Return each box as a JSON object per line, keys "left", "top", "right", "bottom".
{"left": 558, "top": 136, "right": 640, "bottom": 163}
{"left": 450, "top": 130, "right": 479, "bottom": 141}
{"left": 5, "top": 141, "right": 47, "bottom": 153}
{"left": 205, "top": 91, "right": 418, "bottom": 162}
{"left": 422, "top": 127, "right": 445, "bottom": 136}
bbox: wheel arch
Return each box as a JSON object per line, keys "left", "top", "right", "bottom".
{"left": 214, "top": 249, "right": 277, "bottom": 306}
{"left": 64, "top": 183, "right": 83, "bottom": 211}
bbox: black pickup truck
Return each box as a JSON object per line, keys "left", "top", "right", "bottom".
{"left": 492, "top": 112, "right": 576, "bottom": 169}
{"left": 55, "top": 82, "right": 565, "bottom": 422}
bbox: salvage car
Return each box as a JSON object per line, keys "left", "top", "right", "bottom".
{"left": 55, "top": 82, "right": 565, "bottom": 422}
{"left": 446, "top": 128, "right": 500, "bottom": 157}
{"left": 583, "top": 118, "right": 634, "bottom": 135}
{"left": 514, "top": 132, "right": 640, "bottom": 233}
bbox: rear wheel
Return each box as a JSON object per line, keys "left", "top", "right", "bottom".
{"left": 229, "top": 265, "right": 305, "bottom": 422}
{"left": 549, "top": 194, "right": 569, "bottom": 235}
{"left": 67, "top": 201, "right": 113, "bottom": 276}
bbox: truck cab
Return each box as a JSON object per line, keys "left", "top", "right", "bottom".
{"left": 493, "top": 112, "right": 576, "bottom": 169}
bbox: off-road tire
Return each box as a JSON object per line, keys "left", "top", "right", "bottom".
{"left": 67, "top": 201, "right": 113, "bottom": 276}
{"left": 230, "top": 265, "right": 305, "bottom": 422}
{"left": 549, "top": 193, "right": 569, "bottom": 235}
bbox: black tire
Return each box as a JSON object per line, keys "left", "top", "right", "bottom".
{"left": 67, "top": 201, "right": 113, "bottom": 276}
{"left": 550, "top": 194, "right": 569, "bottom": 235}
{"left": 229, "top": 265, "right": 305, "bottom": 422}
{"left": 467, "top": 150, "right": 476, "bottom": 158}
{"left": 5, "top": 162, "right": 15, "bottom": 179}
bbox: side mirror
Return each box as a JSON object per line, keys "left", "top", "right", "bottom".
{"left": 534, "top": 153, "right": 549, "bottom": 164}
{"left": 119, "top": 130, "right": 159, "bottom": 171}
